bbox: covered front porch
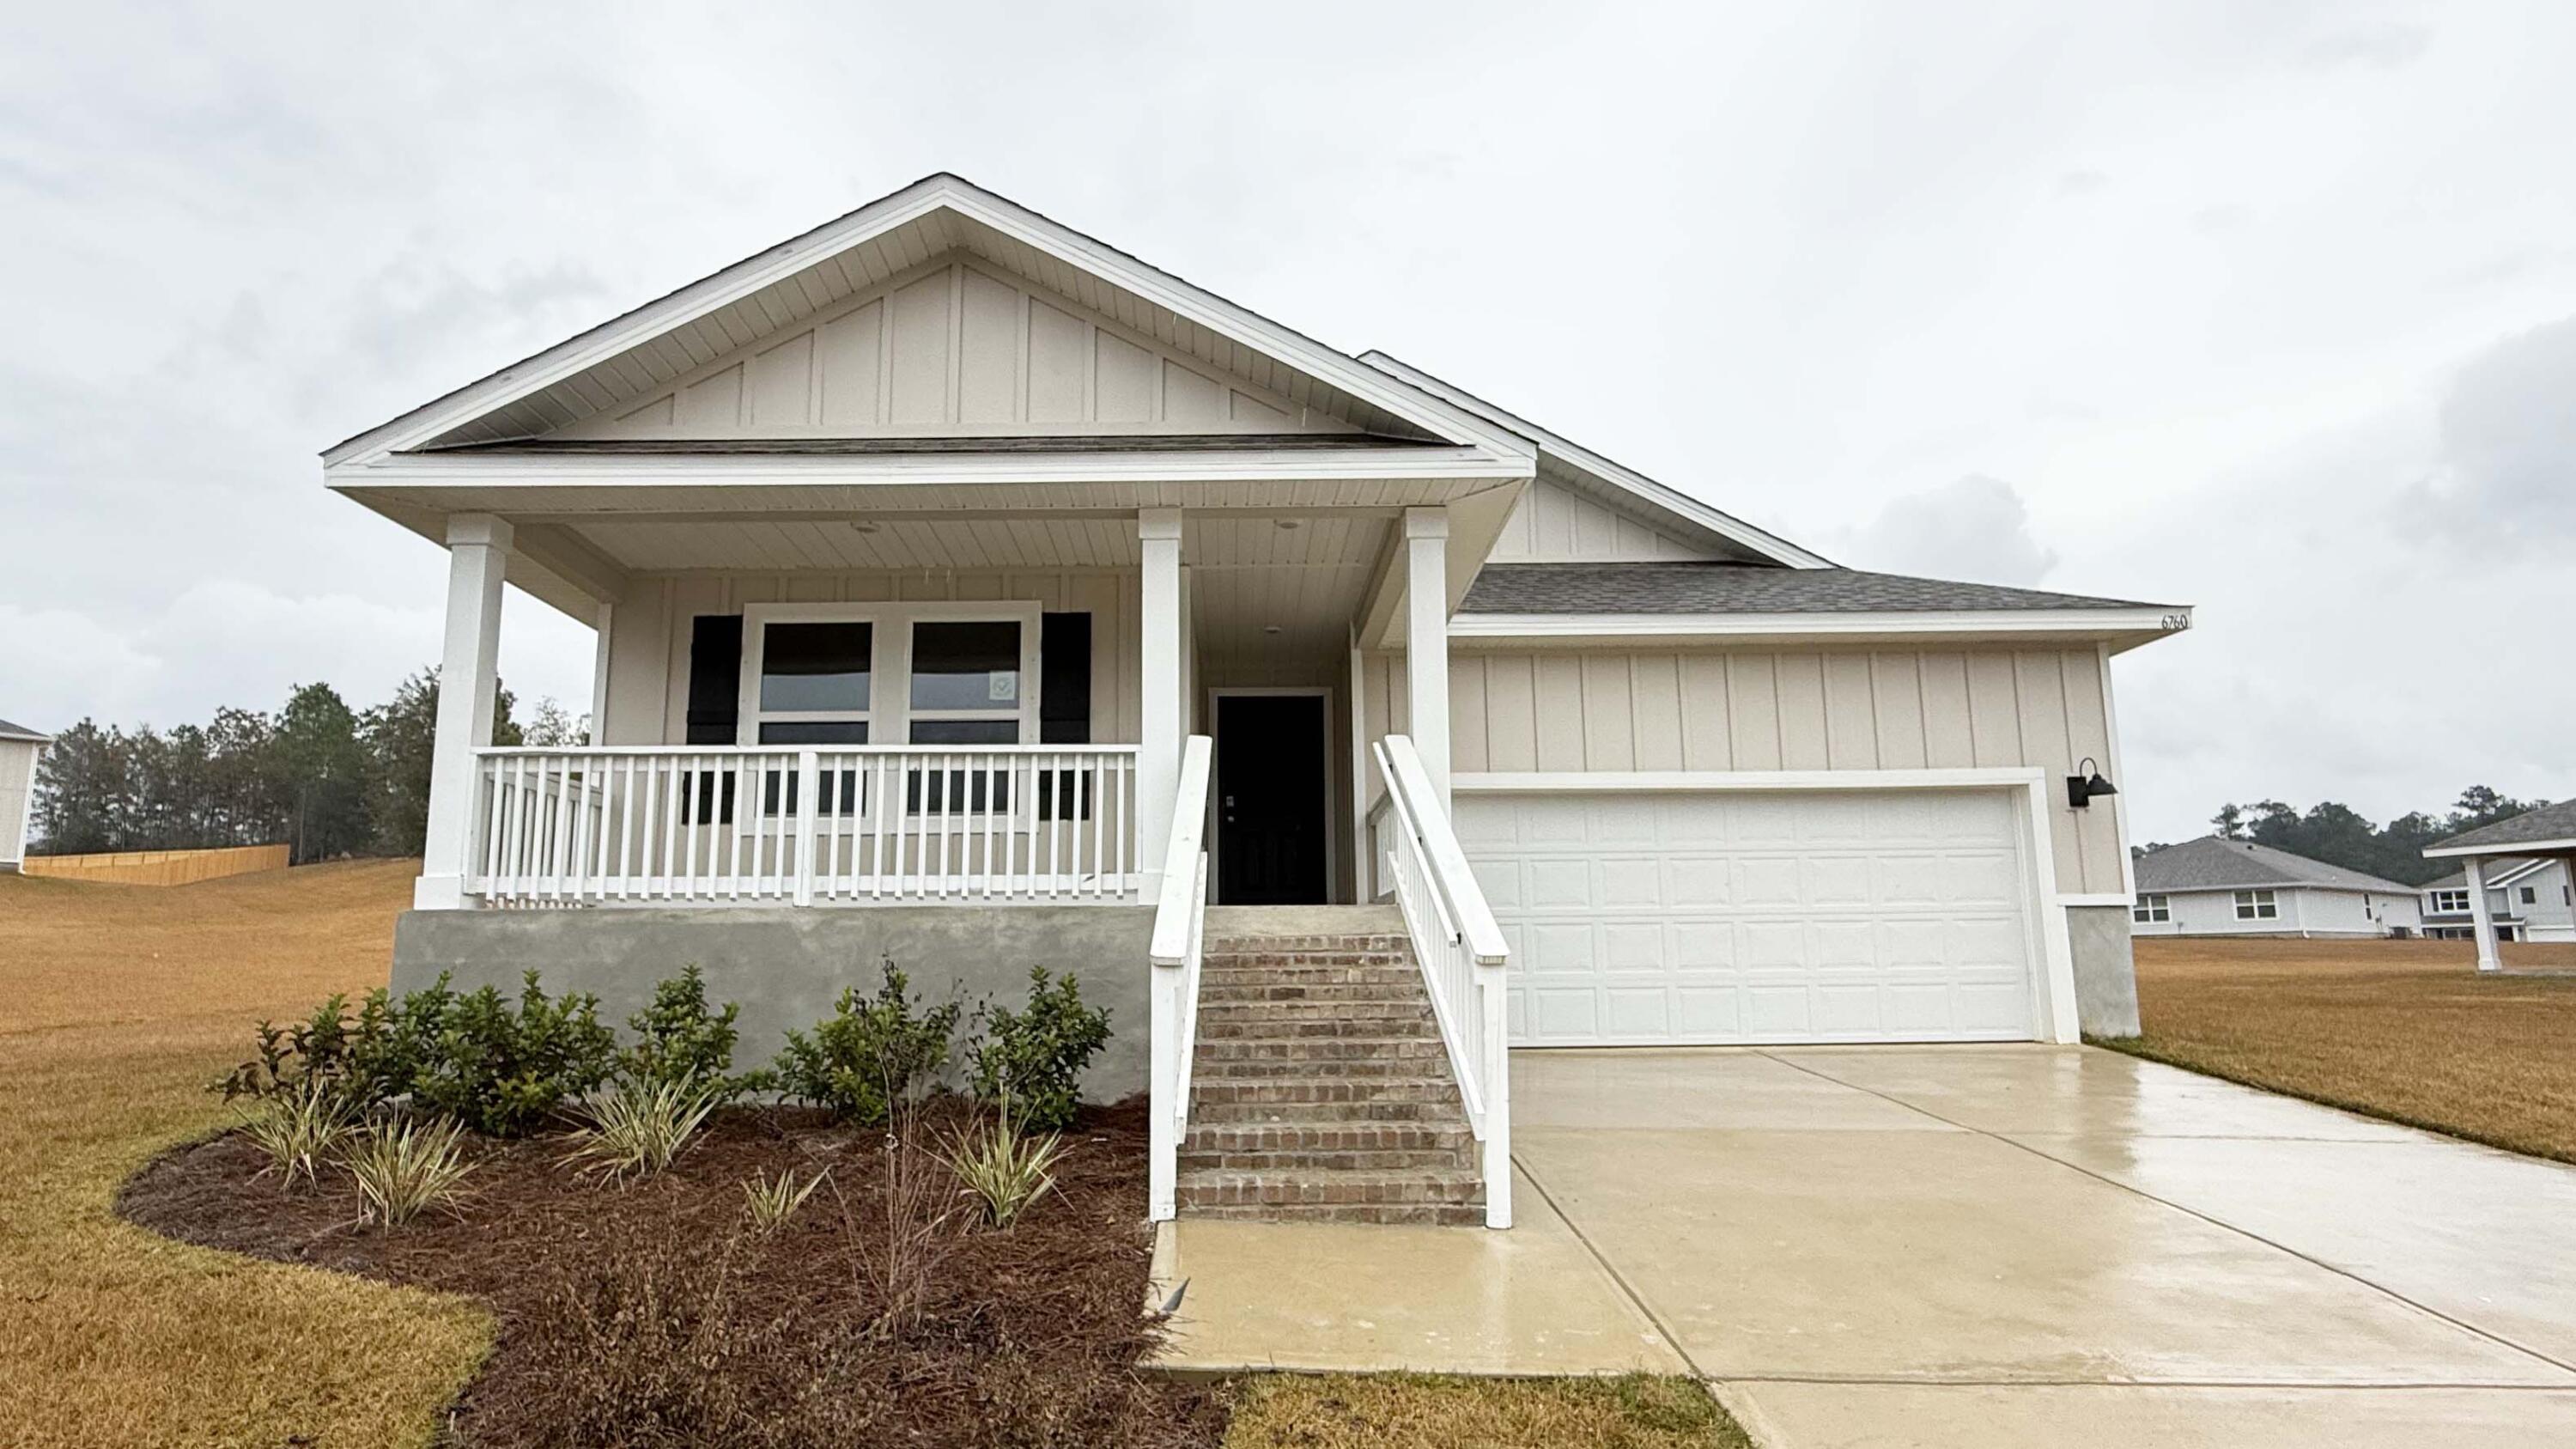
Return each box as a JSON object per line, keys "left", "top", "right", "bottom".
{"left": 395, "top": 493, "right": 1498, "bottom": 913}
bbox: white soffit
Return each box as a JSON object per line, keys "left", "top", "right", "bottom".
{"left": 325, "top": 174, "right": 1538, "bottom": 469}
{"left": 1355, "top": 350, "right": 1832, "bottom": 569}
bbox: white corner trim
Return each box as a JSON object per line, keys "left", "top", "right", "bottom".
{"left": 1451, "top": 765, "right": 2080, "bottom": 1044}
{"left": 1449, "top": 607, "right": 2192, "bottom": 642}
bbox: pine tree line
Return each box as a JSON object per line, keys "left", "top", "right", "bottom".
{"left": 29, "top": 670, "right": 578, "bottom": 863}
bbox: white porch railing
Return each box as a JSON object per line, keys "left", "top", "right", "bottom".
{"left": 467, "top": 745, "right": 1138, "bottom": 906}
{"left": 1146, "top": 734, "right": 1214, "bottom": 1223}
{"left": 1371, "top": 734, "right": 1512, "bottom": 1229}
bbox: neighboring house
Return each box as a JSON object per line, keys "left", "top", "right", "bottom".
{"left": 327, "top": 174, "right": 2190, "bottom": 1227}
{"left": 2422, "top": 801, "right": 2576, "bottom": 968}
{"left": 2129, "top": 837, "right": 2422, "bottom": 939}
{"left": 2419, "top": 859, "right": 2573, "bottom": 943}
{"left": 0, "top": 718, "right": 47, "bottom": 874}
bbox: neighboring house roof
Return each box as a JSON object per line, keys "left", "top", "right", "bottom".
{"left": 2425, "top": 858, "right": 2561, "bottom": 892}
{"left": 1354, "top": 350, "right": 1831, "bottom": 570}
{"left": 0, "top": 717, "right": 50, "bottom": 744}
{"left": 2427, "top": 799, "right": 2576, "bottom": 855}
{"left": 2134, "top": 837, "right": 2416, "bottom": 894}
{"left": 1460, "top": 562, "right": 2170, "bottom": 616}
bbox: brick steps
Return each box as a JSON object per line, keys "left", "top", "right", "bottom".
{"left": 1177, "top": 927, "right": 1482, "bottom": 1226}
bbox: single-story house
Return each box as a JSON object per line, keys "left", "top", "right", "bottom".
{"left": 328, "top": 174, "right": 2190, "bottom": 1227}
{"left": 2423, "top": 802, "right": 2576, "bottom": 967}
{"left": 2130, "top": 837, "right": 2422, "bottom": 938}
{"left": 0, "top": 718, "right": 46, "bottom": 874}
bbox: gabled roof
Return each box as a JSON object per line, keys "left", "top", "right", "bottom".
{"left": 1357, "top": 350, "right": 1831, "bottom": 569}
{"left": 2134, "top": 837, "right": 2415, "bottom": 894}
{"left": 2427, "top": 799, "right": 2576, "bottom": 857}
{"left": 2425, "top": 858, "right": 2561, "bottom": 892}
{"left": 326, "top": 174, "right": 1537, "bottom": 468}
{"left": 1460, "top": 563, "right": 2166, "bottom": 615}
{"left": 0, "top": 717, "right": 48, "bottom": 743}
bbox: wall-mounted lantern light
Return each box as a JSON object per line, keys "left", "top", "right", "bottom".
{"left": 2067, "top": 757, "right": 2117, "bottom": 810}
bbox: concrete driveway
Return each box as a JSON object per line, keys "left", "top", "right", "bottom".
{"left": 1515, "top": 1045, "right": 2576, "bottom": 1446}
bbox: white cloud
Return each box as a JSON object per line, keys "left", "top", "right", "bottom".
{"left": 1827, "top": 475, "right": 2060, "bottom": 586}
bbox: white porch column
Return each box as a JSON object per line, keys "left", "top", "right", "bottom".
{"left": 1403, "top": 507, "right": 1451, "bottom": 807}
{"left": 2464, "top": 855, "right": 2503, "bottom": 972}
{"left": 415, "top": 514, "right": 513, "bottom": 910}
{"left": 586, "top": 600, "right": 614, "bottom": 746}
{"left": 1138, "top": 508, "right": 1185, "bottom": 897}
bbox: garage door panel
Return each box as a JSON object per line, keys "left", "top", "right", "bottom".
{"left": 1462, "top": 788, "right": 2042, "bottom": 1046}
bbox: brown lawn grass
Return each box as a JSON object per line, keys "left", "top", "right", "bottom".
{"left": 0, "top": 860, "right": 488, "bottom": 1449}
{"left": 2118, "top": 935, "right": 2576, "bottom": 1163}
{"left": 1225, "top": 1374, "right": 1751, "bottom": 1449}
{"left": 0, "top": 860, "right": 1737, "bottom": 1448}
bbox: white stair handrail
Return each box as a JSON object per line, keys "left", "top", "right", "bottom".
{"left": 1372, "top": 733, "right": 1512, "bottom": 1228}
{"left": 1147, "top": 734, "right": 1214, "bottom": 1222}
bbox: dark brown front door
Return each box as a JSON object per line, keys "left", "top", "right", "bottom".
{"left": 1214, "top": 693, "right": 1328, "bottom": 904}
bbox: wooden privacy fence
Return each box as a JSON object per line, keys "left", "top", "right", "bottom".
{"left": 22, "top": 843, "right": 291, "bottom": 886}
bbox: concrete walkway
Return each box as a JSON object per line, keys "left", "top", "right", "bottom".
{"left": 1158, "top": 1044, "right": 2576, "bottom": 1446}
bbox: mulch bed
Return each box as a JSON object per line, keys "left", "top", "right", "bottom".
{"left": 118, "top": 1098, "right": 1228, "bottom": 1448}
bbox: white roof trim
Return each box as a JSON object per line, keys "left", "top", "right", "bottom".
{"left": 1356, "top": 350, "right": 1833, "bottom": 569}
{"left": 1450, "top": 606, "right": 2189, "bottom": 642}
{"left": 2425, "top": 837, "right": 2576, "bottom": 859}
{"left": 327, "top": 174, "right": 1540, "bottom": 471}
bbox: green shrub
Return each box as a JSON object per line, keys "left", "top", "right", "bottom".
{"left": 409, "top": 971, "right": 619, "bottom": 1136}
{"left": 621, "top": 965, "right": 742, "bottom": 1094}
{"left": 969, "top": 966, "right": 1112, "bottom": 1129}
{"left": 768, "top": 961, "right": 961, "bottom": 1124}
{"left": 216, "top": 990, "right": 404, "bottom": 1109}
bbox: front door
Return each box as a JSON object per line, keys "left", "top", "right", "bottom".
{"left": 1213, "top": 693, "right": 1328, "bottom": 904}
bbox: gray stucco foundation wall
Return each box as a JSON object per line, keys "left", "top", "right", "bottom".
{"left": 391, "top": 905, "right": 1157, "bottom": 1101}
{"left": 2064, "top": 904, "right": 2141, "bottom": 1038}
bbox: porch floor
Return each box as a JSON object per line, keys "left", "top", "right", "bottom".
{"left": 1201, "top": 904, "right": 1400, "bottom": 937}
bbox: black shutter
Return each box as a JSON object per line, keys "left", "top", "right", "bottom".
{"left": 686, "top": 615, "right": 743, "bottom": 745}
{"left": 1040, "top": 612, "right": 1091, "bottom": 744}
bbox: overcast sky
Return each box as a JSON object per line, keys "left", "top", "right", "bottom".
{"left": 4, "top": 1, "right": 2571, "bottom": 843}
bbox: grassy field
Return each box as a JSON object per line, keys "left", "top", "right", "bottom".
{"left": 0, "top": 860, "right": 486, "bottom": 1449}
{"left": 2119, "top": 935, "right": 2576, "bottom": 1163}
{"left": 0, "top": 860, "right": 1740, "bottom": 1448}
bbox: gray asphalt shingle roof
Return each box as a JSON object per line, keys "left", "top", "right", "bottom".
{"left": 0, "top": 716, "right": 49, "bottom": 743}
{"left": 2133, "top": 836, "right": 2417, "bottom": 894}
{"left": 2431, "top": 799, "right": 2576, "bottom": 853}
{"left": 1458, "top": 563, "right": 2171, "bottom": 616}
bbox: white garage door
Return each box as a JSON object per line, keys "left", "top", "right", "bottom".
{"left": 1458, "top": 788, "right": 2041, "bottom": 1045}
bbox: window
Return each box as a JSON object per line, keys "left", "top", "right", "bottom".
{"left": 2132, "top": 893, "right": 2170, "bottom": 923}
{"left": 2520, "top": 886, "right": 2538, "bottom": 905}
{"left": 753, "top": 621, "right": 872, "bottom": 744}
{"left": 2233, "top": 889, "right": 2278, "bottom": 921}
{"left": 2430, "top": 889, "right": 2470, "bottom": 915}
{"left": 907, "top": 619, "right": 1027, "bottom": 745}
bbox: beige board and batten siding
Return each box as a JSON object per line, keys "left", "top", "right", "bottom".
{"left": 1361, "top": 646, "right": 2127, "bottom": 898}
{"left": 559, "top": 255, "right": 1355, "bottom": 441}
{"left": 1485, "top": 476, "right": 1718, "bottom": 563}
{"left": 602, "top": 569, "right": 1145, "bottom": 747}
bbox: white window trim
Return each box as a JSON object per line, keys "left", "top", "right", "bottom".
{"left": 2430, "top": 889, "right": 2470, "bottom": 915}
{"left": 2233, "top": 888, "right": 2278, "bottom": 921}
{"left": 737, "top": 600, "right": 1043, "bottom": 748}
{"left": 2133, "top": 892, "right": 2170, "bottom": 923}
